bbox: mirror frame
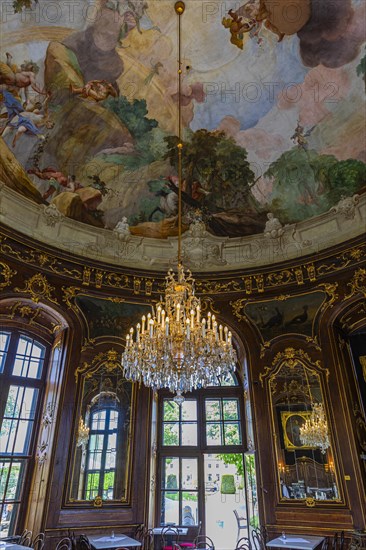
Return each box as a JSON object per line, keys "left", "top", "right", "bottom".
{"left": 65, "top": 348, "right": 136, "bottom": 507}
{"left": 260, "top": 347, "right": 343, "bottom": 507}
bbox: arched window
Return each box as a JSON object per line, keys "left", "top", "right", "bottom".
{"left": 0, "top": 330, "right": 49, "bottom": 536}
{"left": 157, "top": 372, "right": 247, "bottom": 549}
{"left": 83, "top": 394, "right": 120, "bottom": 500}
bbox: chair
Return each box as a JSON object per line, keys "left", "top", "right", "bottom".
{"left": 339, "top": 531, "right": 345, "bottom": 550}
{"left": 134, "top": 525, "right": 146, "bottom": 542}
{"left": 55, "top": 538, "right": 72, "bottom": 550}
{"left": 321, "top": 538, "right": 329, "bottom": 550}
{"left": 161, "top": 527, "right": 180, "bottom": 550}
{"left": 251, "top": 528, "right": 265, "bottom": 550}
{"left": 235, "top": 537, "right": 251, "bottom": 550}
{"left": 332, "top": 534, "right": 338, "bottom": 550}
{"left": 180, "top": 521, "right": 202, "bottom": 549}
{"left": 19, "top": 530, "right": 33, "bottom": 547}
{"left": 193, "top": 536, "right": 215, "bottom": 550}
{"left": 32, "top": 533, "right": 45, "bottom": 550}
{"left": 233, "top": 510, "right": 247, "bottom": 542}
{"left": 141, "top": 528, "right": 154, "bottom": 550}
{"left": 79, "top": 535, "right": 92, "bottom": 550}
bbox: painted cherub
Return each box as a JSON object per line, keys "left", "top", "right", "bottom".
{"left": 222, "top": 0, "right": 285, "bottom": 50}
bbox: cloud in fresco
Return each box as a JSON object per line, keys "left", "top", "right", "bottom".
{"left": 218, "top": 116, "right": 287, "bottom": 160}
{"left": 277, "top": 64, "right": 351, "bottom": 126}
{"left": 298, "top": 0, "right": 365, "bottom": 68}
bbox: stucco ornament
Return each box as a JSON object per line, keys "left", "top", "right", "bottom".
{"left": 114, "top": 216, "right": 131, "bottom": 241}
{"left": 182, "top": 218, "right": 227, "bottom": 268}
{"left": 264, "top": 213, "right": 285, "bottom": 239}
{"left": 42, "top": 203, "right": 64, "bottom": 227}
{"left": 330, "top": 194, "right": 360, "bottom": 220}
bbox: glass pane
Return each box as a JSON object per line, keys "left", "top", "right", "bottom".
{"left": 107, "top": 433, "right": 116, "bottom": 450}
{"left": 87, "top": 450, "right": 102, "bottom": 470}
{"left": 106, "top": 449, "right": 116, "bottom": 469}
{"left": 0, "top": 332, "right": 10, "bottom": 374}
{"left": 181, "top": 423, "right": 197, "bottom": 446}
{"left": 1, "top": 419, "right": 34, "bottom": 454}
{"left": 181, "top": 494, "right": 198, "bottom": 526}
{"left": 0, "top": 501, "right": 19, "bottom": 538}
{"left": 164, "top": 400, "right": 179, "bottom": 422}
{"left": 103, "top": 471, "right": 115, "bottom": 499}
{"left": 86, "top": 472, "right": 100, "bottom": 499}
{"left": 206, "top": 400, "right": 221, "bottom": 421}
{"left": 89, "top": 434, "right": 104, "bottom": 453}
{"left": 163, "top": 458, "right": 179, "bottom": 490}
{"left": 13, "top": 337, "right": 45, "bottom": 379}
{"left": 91, "top": 411, "right": 106, "bottom": 430}
{"left": 219, "top": 372, "right": 238, "bottom": 386}
{"left": 182, "top": 459, "right": 198, "bottom": 490}
{"left": 181, "top": 400, "right": 197, "bottom": 421}
{"left": 109, "top": 410, "right": 119, "bottom": 429}
{"left": 163, "top": 423, "right": 179, "bottom": 446}
{"left": 6, "top": 387, "right": 38, "bottom": 420}
{"left": 206, "top": 423, "right": 222, "bottom": 445}
{"left": 224, "top": 423, "right": 241, "bottom": 445}
{"left": 223, "top": 400, "right": 239, "bottom": 420}
{"left": 161, "top": 491, "right": 179, "bottom": 525}
{"left": 0, "top": 461, "right": 25, "bottom": 500}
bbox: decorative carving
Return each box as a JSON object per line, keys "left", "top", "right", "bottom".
{"left": 346, "top": 268, "right": 366, "bottom": 299}
{"left": 75, "top": 348, "right": 122, "bottom": 381}
{"left": 200, "top": 297, "right": 220, "bottom": 314}
{"left": 36, "top": 441, "right": 48, "bottom": 467}
{"left": 62, "top": 286, "right": 82, "bottom": 313}
{"left": 182, "top": 219, "right": 227, "bottom": 268}
{"left": 0, "top": 261, "right": 17, "bottom": 290}
{"left": 42, "top": 402, "right": 55, "bottom": 428}
{"left": 95, "top": 271, "right": 104, "bottom": 289}
{"left": 10, "top": 301, "right": 41, "bottom": 325}
{"left": 306, "top": 263, "right": 317, "bottom": 282}
{"left": 305, "top": 336, "right": 322, "bottom": 351}
{"left": 260, "top": 341, "right": 271, "bottom": 358}
{"left": 318, "top": 282, "right": 339, "bottom": 310}
{"left": 113, "top": 217, "right": 131, "bottom": 241}
{"left": 93, "top": 495, "right": 103, "bottom": 507}
{"left": 82, "top": 267, "right": 92, "bottom": 286}
{"left": 305, "top": 497, "right": 316, "bottom": 507}
{"left": 42, "top": 203, "right": 64, "bottom": 227}
{"left": 330, "top": 194, "right": 359, "bottom": 220}
{"left": 15, "top": 273, "right": 58, "bottom": 304}
{"left": 81, "top": 338, "right": 97, "bottom": 352}
{"left": 230, "top": 298, "right": 247, "bottom": 322}
{"left": 260, "top": 347, "right": 328, "bottom": 386}
{"left": 264, "top": 213, "right": 285, "bottom": 239}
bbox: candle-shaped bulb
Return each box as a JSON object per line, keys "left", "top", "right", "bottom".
{"left": 224, "top": 325, "right": 228, "bottom": 342}
{"left": 190, "top": 309, "right": 194, "bottom": 329}
{"left": 207, "top": 311, "right": 211, "bottom": 330}
{"left": 141, "top": 315, "right": 146, "bottom": 333}
{"left": 166, "top": 316, "right": 170, "bottom": 336}
{"left": 176, "top": 302, "right": 181, "bottom": 322}
{"left": 157, "top": 305, "right": 161, "bottom": 324}
{"left": 196, "top": 305, "right": 200, "bottom": 324}
{"left": 219, "top": 324, "right": 223, "bottom": 341}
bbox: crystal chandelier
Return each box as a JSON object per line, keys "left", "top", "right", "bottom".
{"left": 299, "top": 369, "right": 330, "bottom": 454}
{"left": 121, "top": 1, "right": 237, "bottom": 404}
{"left": 77, "top": 416, "right": 90, "bottom": 449}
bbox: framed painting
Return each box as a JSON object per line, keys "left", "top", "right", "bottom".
{"left": 281, "top": 411, "right": 316, "bottom": 450}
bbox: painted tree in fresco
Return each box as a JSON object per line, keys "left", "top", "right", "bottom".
{"left": 356, "top": 47, "right": 366, "bottom": 92}
{"left": 265, "top": 148, "right": 366, "bottom": 223}
{"left": 164, "top": 129, "right": 257, "bottom": 212}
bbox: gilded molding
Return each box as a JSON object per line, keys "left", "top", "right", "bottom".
{"left": 15, "top": 273, "right": 58, "bottom": 304}
{"left": 260, "top": 347, "right": 329, "bottom": 387}
{"left": 360, "top": 356, "right": 366, "bottom": 382}
{"left": 93, "top": 496, "right": 103, "bottom": 508}
{"left": 10, "top": 301, "right": 41, "bottom": 324}
{"left": 81, "top": 338, "right": 97, "bottom": 352}
{"left": 0, "top": 261, "right": 17, "bottom": 290}
{"left": 345, "top": 268, "right": 366, "bottom": 299}
{"left": 305, "top": 497, "right": 316, "bottom": 507}
{"left": 230, "top": 298, "right": 247, "bottom": 322}
{"left": 200, "top": 297, "right": 220, "bottom": 314}
{"left": 318, "top": 282, "right": 339, "bottom": 310}
{"left": 75, "top": 348, "right": 122, "bottom": 381}
{"left": 62, "top": 286, "right": 82, "bottom": 313}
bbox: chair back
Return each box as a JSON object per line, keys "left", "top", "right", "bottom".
{"left": 134, "top": 525, "right": 146, "bottom": 541}
{"left": 161, "top": 527, "right": 180, "bottom": 549}
{"left": 55, "top": 538, "right": 72, "bottom": 550}
{"left": 79, "top": 535, "right": 92, "bottom": 550}
{"left": 233, "top": 511, "right": 246, "bottom": 528}
{"left": 20, "top": 530, "right": 33, "bottom": 547}
{"left": 251, "top": 529, "right": 265, "bottom": 550}
{"left": 32, "top": 533, "right": 45, "bottom": 550}
{"left": 193, "top": 536, "right": 215, "bottom": 550}
{"left": 142, "top": 528, "right": 154, "bottom": 550}
{"left": 339, "top": 531, "right": 345, "bottom": 550}
{"left": 235, "top": 537, "right": 251, "bottom": 550}
{"left": 321, "top": 538, "right": 329, "bottom": 550}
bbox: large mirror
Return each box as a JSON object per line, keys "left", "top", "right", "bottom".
{"left": 268, "top": 353, "right": 340, "bottom": 502}
{"left": 69, "top": 356, "right": 134, "bottom": 503}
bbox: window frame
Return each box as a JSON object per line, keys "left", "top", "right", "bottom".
{"left": 156, "top": 377, "right": 247, "bottom": 529}
{"left": 0, "top": 329, "right": 50, "bottom": 536}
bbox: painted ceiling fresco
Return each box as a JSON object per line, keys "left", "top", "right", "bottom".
{"left": 0, "top": 0, "right": 365, "bottom": 240}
